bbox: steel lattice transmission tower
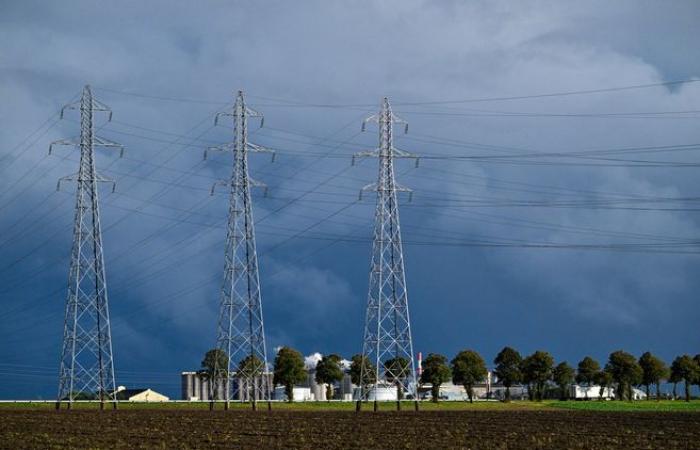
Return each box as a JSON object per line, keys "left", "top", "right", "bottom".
{"left": 355, "top": 97, "right": 419, "bottom": 411}
{"left": 206, "top": 91, "right": 274, "bottom": 409}
{"left": 51, "top": 85, "right": 124, "bottom": 410}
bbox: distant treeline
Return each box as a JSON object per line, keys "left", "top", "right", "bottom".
{"left": 200, "top": 347, "right": 700, "bottom": 403}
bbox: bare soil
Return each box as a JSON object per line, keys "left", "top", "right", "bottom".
{"left": 1, "top": 409, "right": 698, "bottom": 449}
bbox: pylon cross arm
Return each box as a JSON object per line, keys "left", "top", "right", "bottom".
{"left": 92, "top": 136, "right": 125, "bottom": 156}
{"left": 49, "top": 138, "right": 79, "bottom": 154}
{"left": 214, "top": 106, "right": 263, "bottom": 126}
{"left": 57, "top": 172, "right": 116, "bottom": 192}
{"left": 390, "top": 146, "right": 418, "bottom": 160}
{"left": 247, "top": 143, "right": 275, "bottom": 161}
{"left": 60, "top": 96, "right": 113, "bottom": 120}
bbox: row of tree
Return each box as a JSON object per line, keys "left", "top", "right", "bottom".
{"left": 203, "top": 347, "right": 700, "bottom": 403}
{"left": 359, "top": 348, "right": 700, "bottom": 403}
{"left": 420, "top": 348, "right": 700, "bottom": 403}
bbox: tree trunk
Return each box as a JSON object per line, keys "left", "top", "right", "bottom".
{"left": 655, "top": 382, "right": 661, "bottom": 401}
{"left": 465, "top": 385, "right": 473, "bottom": 403}
{"left": 285, "top": 384, "right": 294, "bottom": 403}
{"left": 645, "top": 384, "right": 650, "bottom": 400}
{"left": 672, "top": 382, "right": 677, "bottom": 399}
{"left": 431, "top": 384, "right": 440, "bottom": 403}
{"left": 685, "top": 381, "right": 691, "bottom": 402}
{"left": 504, "top": 386, "right": 511, "bottom": 402}
{"left": 326, "top": 384, "right": 333, "bottom": 402}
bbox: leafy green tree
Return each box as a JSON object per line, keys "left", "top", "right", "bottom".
{"left": 237, "top": 354, "right": 264, "bottom": 377}
{"left": 606, "top": 351, "right": 643, "bottom": 401}
{"left": 200, "top": 348, "right": 229, "bottom": 399}
{"left": 384, "top": 357, "right": 410, "bottom": 400}
{"left": 451, "top": 349, "right": 487, "bottom": 403}
{"left": 670, "top": 355, "right": 700, "bottom": 402}
{"left": 638, "top": 352, "right": 668, "bottom": 401}
{"left": 272, "top": 347, "right": 307, "bottom": 402}
{"left": 63, "top": 391, "right": 98, "bottom": 401}
{"left": 201, "top": 348, "right": 229, "bottom": 377}
{"left": 493, "top": 347, "right": 522, "bottom": 402}
{"left": 521, "top": 351, "right": 554, "bottom": 401}
{"left": 315, "top": 354, "right": 344, "bottom": 400}
{"left": 235, "top": 355, "right": 265, "bottom": 401}
{"left": 576, "top": 356, "right": 600, "bottom": 400}
{"left": 669, "top": 358, "right": 682, "bottom": 399}
{"left": 349, "top": 354, "right": 376, "bottom": 396}
{"left": 420, "top": 353, "right": 451, "bottom": 403}
{"left": 595, "top": 369, "right": 613, "bottom": 401}
{"left": 552, "top": 361, "right": 575, "bottom": 400}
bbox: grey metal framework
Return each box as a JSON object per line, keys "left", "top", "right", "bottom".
{"left": 206, "top": 91, "right": 273, "bottom": 408}
{"left": 355, "top": 97, "right": 419, "bottom": 409}
{"left": 52, "top": 85, "right": 123, "bottom": 409}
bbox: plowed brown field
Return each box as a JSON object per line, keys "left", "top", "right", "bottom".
{"left": 1, "top": 409, "right": 698, "bottom": 449}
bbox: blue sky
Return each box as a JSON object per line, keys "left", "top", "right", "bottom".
{"left": 1, "top": 0, "right": 699, "bottom": 399}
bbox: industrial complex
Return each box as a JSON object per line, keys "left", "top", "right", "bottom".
{"left": 180, "top": 352, "right": 644, "bottom": 402}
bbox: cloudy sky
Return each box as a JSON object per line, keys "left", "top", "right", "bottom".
{"left": 1, "top": 0, "right": 699, "bottom": 399}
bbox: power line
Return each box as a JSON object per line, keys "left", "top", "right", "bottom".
{"left": 93, "top": 86, "right": 228, "bottom": 105}
{"left": 396, "top": 107, "right": 700, "bottom": 119}
{"left": 391, "top": 79, "right": 700, "bottom": 106}
{"left": 92, "top": 78, "right": 700, "bottom": 109}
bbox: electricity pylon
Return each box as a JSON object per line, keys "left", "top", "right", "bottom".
{"left": 355, "top": 97, "right": 419, "bottom": 412}
{"left": 51, "top": 85, "right": 123, "bottom": 410}
{"left": 206, "top": 91, "right": 273, "bottom": 410}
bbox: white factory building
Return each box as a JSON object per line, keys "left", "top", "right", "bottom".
{"left": 181, "top": 365, "right": 355, "bottom": 401}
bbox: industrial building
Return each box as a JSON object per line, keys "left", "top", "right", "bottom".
{"left": 569, "top": 385, "right": 646, "bottom": 400}
{"left": 181, "top": 367, "right": 355, "bottom": 401}
{"left": 182, "top": 355, "right": 641, "bottom": 402}
{"left": 181, "top": 372, "right": 272, "bottom": 401}
{"left": 570, "top": 385, "right": 615, "bottom": 400}
{"left": 301, "top": 366, "right": 355, "bottom": 401}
